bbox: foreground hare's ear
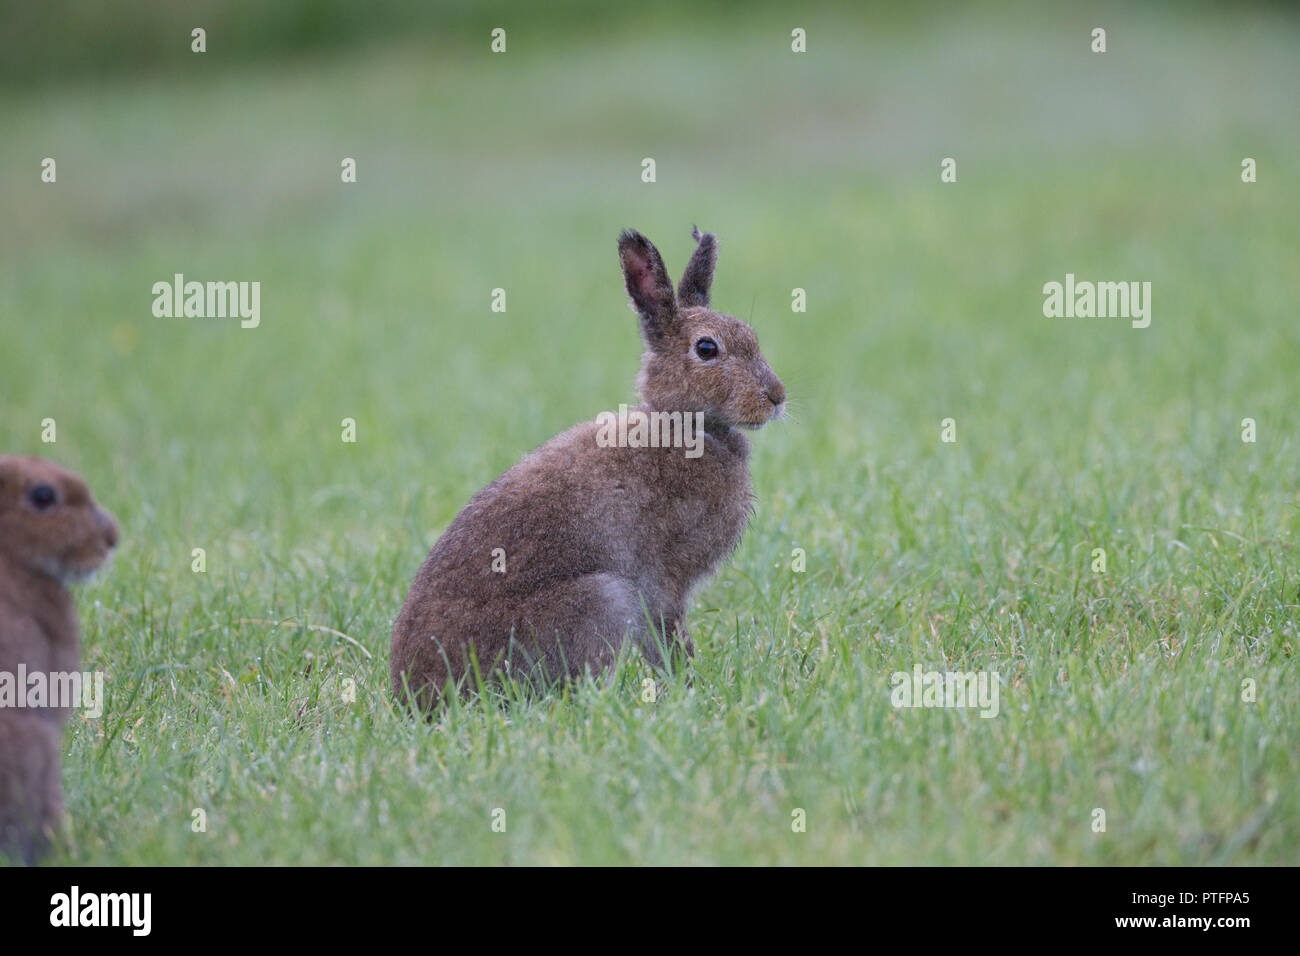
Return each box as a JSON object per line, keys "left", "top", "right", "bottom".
{"left": 677, "top": 226, "right": 717, "bottom": 308}
{"left": 619, "top": 229, "right": 677, "bottom": 346}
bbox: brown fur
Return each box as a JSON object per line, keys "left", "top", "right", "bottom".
{"left": 0, "top": 455, "right": 118, "bottom": 864}
{"left": 391, "top": 228, "right": 785, "bottom": 709}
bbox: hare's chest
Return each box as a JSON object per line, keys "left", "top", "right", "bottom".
{"left": 651, "top": 443, "right": 753, "bottom": 581}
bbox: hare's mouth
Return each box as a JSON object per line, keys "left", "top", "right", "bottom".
{"left": 63, "top": 564, "right": 105, "bottom": 584}
{"left": 50, "top": 549, "right": 115, "bottom": 584}
{"left": 738, "top": 404, "right": 784, "bottom": 430}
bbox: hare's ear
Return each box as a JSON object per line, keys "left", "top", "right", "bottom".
{"left": 619, "top": 229, "right": 677, "bottom": 346}
{"left": 677, "top": 226, "right": 717, "bottom": 308}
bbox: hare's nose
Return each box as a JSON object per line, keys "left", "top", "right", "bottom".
{"left": 96, "top": 508, "right": 120, "bottom": 549}
{"left": 765, "top": 380, "right": 786, "bottom": 407}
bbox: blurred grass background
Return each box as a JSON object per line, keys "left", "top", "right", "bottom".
{"left": 1, "top": 1, "right": 1297, "bottom": 864}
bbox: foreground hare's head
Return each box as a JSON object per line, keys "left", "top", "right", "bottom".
{"left": 621, "top": 228, "right": 786, "bottom": 429}
{"left": 0, "top": 456, "right": 119, "bottom": 583}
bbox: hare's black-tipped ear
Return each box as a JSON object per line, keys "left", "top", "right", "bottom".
{"left": 677, "top": 226, "right": 717, "bottom": 308}
{"left": 619, "top": 229, "right": 676, "bottom": 346}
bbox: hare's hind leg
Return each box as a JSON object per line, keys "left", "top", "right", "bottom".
{"left": 509, "top": 572, "right": 646, "bottom": 685}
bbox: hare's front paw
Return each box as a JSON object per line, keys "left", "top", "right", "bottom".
{"left": 675, "top": 621, "right": 695, "bottom": 658}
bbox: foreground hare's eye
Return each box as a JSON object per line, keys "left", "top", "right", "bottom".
{"left": 29, "top": 484, "right": 57, "bottom": 510}
{"left": 694, "top": 337, "right": 719, "bottom": 360}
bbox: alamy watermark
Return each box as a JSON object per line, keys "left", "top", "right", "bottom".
{"left": 152, "top": 274, "right": 260, "bottom": 328}
{"left": 890, "top": 665, "right": 1000, "bottom": 718}
{"left": 50, "top": 886, "right": 151, "bottom": 936}
{"left": 1042, "top": 273, "right": 1150, "bottom": 329}
{"left": 595, "top": 404, "right": 705, "bottom": 458}
{"left": 0, "top": 666, "right": 104, "bottom": 718}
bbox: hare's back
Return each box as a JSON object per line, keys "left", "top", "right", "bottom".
{"left": 423, "top": 417, "right": 751, "bottom": 601}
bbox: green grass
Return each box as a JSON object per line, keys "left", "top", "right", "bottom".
{"left": 2, "top": 3, "right": 1298, "bottom": 864}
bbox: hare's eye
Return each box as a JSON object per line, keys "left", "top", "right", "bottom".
{"left": 695, "top": 337, "right": 719, "bottom": 360}
{"left": 29, "top": 484, "right": 57, "bottom": 510}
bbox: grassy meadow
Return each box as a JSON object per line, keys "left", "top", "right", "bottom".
{"left": 1, "top": 3, "right": 1298, "bottom": 864}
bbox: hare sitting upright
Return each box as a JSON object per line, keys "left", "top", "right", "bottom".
{"left": 0, "top": 455, "right": 119, "bottom": 864}
{"left": 391, "top": 227, "right": 785, "bottom": 709}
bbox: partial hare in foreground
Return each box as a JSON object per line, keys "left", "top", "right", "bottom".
{"left": 0, "top": 455, "right": 119, "bottom": 864}
{"left": 391, "top": 228, "right": 785, "bottom": 709}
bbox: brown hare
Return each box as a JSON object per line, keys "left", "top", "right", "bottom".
{"left": 0, "top": 455, "right": 119, "bottom": 864}
{"left": 391, "top": 228, "right": 784, "bottom": 709}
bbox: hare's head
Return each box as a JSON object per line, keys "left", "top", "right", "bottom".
{"left": 619, "top": 228, "right": 785, "bottom": 430}
{"left": 0, "top": 455, "right": 119, "bottom": 583}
